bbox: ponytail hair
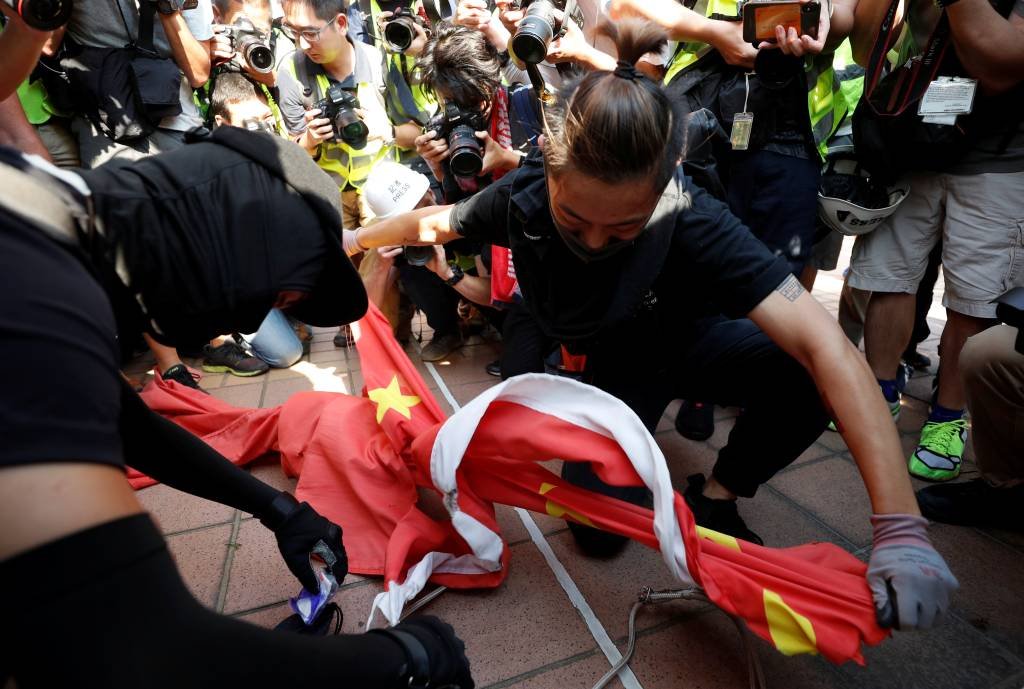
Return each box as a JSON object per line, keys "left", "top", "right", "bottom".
{"left": 542, "top": 19, "right": 683, "bottom": 192}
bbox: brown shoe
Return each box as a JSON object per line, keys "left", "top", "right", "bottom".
{"left": 421, "top": 332, "right": 463, "bottom": 362}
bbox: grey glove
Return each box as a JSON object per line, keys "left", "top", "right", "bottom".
{"left": 867, "top": 513, "right": 959, "bottom": 631}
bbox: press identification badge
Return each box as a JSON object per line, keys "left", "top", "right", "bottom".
{"left": 918, "top": 77, "right": 977, "bottom": 116}
{"left": 731, "top": 112, "right": 754, "bottom": 151}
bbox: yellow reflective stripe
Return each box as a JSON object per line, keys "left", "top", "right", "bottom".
{"left": 763, "top": 589, "right": 819, "bottom": 656}
{"left": 697, "top": 525, "right": 741, "bottom": 551}
{"left": 663, "top": 0, "right": 737, "bottom": 85}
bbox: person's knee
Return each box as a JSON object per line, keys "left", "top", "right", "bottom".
{"left": 962, "top": 325, "right": 1019, "bottom": 389}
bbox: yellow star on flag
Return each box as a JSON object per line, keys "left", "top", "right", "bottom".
{"left": 367, "top": 375, "right": 421, "bottom": 424}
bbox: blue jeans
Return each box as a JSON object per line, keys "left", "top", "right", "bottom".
{"left": 243, "top": 309, "right": 303, "bottom": 369}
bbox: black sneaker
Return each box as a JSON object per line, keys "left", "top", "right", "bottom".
{"left": 675, "top": 400, "right": 715, "bottom": 441}
{"left": 161, "top": 363, "right": 205, "bottom": 392}
{"left": 333, "top": 324, "right": 355, "bottom": 348}
{"left": 902, "top": 347, "right": 932, "bottom": 371}
{"left": 561, "top": 461, "right": 649, "bottom": 558}
{"left": 485, "top": 360, "right": 501, "bottom": 377}
{"left": 683, "top": 474, "right": 763, "bottom": 545}
{"left": 202, "top": 341, "right": 269, "bottom": 377}
{"left": 916, "top": 479, "right": 1024, "bottom": 531}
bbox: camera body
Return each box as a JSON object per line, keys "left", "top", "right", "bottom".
{"left": 425, "top": 102, "right": 488, "bottom": 178}
{"left": 2, "top": 0, "right": 73, "bottom": 30}
{"left": 376, "top": 0, "right": 424, "bottom": 53}
{"left": 153, "top": 0, "right": 199, "bottom": 15}
{"left": 509, "top": 0, "right": 581, "bottom": 65}
{"left": 313, "top": 85, "right": 370, "bottom": 149}
{"left": 223, "top": 16, "right": 274, "bottom": 74}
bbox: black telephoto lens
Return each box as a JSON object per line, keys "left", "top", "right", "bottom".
{"left": 384, "top": 16, "right": 415, "bottom": 52}
{"left": 11, "top": 0, "right": 72, "bottom": 30}
{"left": 510, "top": 0, "right": 557, "bottom": 65}
{"left": 403, "top": 245, "right": 435, "bottom": 267}
{"left": 239, "top": 36, "right": 274, "bottom": 73}
{"left": 447, "top": 125, "right": 483, "bottom": 178}
{"left": 335, "top": 111, "right": 369, "bottom": 149}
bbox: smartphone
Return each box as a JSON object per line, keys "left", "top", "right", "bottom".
{"left": 741, "top": 1, "right": 820, "bottom": 44}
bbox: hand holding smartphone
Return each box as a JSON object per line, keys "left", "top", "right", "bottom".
{"left": 741, "top": 0, "right": 820, "bottom": 44}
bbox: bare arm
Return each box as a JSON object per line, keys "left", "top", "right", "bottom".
{"left": 851, "top": 0, "right": 904, "bottom": 66}
{"left": 394, "top": 121, "right": 421, "bottom": 150}
{"left": 827, "top": 0, "right": 859, "bottom": 50}
{"left": 947, "top": 0, "right": 1024, "bottom": 94}
{"left": 0, "top": 93, "right": 51, "bottom": 160}
{"left": 748, "top": 275, "right": 920, "bottom": 516}
{"left": 160, "top": 12, "right": 212, "bottom": 88}
{"left": 352, "top": 204, "right": 462, "bottom": 254}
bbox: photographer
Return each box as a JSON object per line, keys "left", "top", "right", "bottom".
{"left": 0, "top": 131, "right": 473, "bottom": 688}
{"left": 844, "top": 0, "right": 1024, "bottom": 483}
{"left": 348, "top": 19, "right": 959, "bottom": 632}
{"left": 65, "top": 0, "right": 215, "bottom": 167}
{"left": 210, "top": 0, "right": 279, "bottom": 89}
{"left": 278, "top": 0, "right": 422, "bottom": 341}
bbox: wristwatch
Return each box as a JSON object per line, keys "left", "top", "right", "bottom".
{"left": 155, "top": 0, "right": 199, "bottom": 15}
{"left": 444, "top": 264, "right": 465, "bottom": 287}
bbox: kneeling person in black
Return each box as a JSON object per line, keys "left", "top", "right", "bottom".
{"left": 346, "top": 19, "right": 959, "bottom": 632}
{"left": 0, "top": 129, "right": 472, "bottom": 688}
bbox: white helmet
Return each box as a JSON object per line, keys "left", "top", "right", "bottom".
{"left": 818, "top": 156, "right": 909, "bottom": 236}
{"left": 363, "top": 161, "right": 432, "bottom": 220}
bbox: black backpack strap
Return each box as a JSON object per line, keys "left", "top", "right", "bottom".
{"left": 137, "top": 0, "right": 158, "bottom": 54}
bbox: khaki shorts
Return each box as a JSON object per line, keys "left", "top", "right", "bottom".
{"left": 848, "top": 171, "right": 1024, "bottom": 318}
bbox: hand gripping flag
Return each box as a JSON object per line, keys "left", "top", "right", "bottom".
{"left": 135, "top": 304, "right": 888, "bottom": 664}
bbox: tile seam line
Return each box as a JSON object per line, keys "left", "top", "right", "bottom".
{"left": 420, "top": 354, "right": 644, "bottom": 689}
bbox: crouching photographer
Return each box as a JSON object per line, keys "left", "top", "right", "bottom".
{"left": 414, "top": 22, "right": 542, "bottom": 202}
{"left": 0, "top": 129, "right": 473, "bottom": 689}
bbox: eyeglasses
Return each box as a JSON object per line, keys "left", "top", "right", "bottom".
{"left": 281, "top": 15, "right": 338, "bottom": 43}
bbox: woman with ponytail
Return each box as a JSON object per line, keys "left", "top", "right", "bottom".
{"left": 348, "top": 18, "right": 958, "bottom": 633}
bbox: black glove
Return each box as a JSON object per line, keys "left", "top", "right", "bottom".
{"left": 258, "top": 492, "right": 348, "bottom": 593}
{"left": 372, "top": 615, "right": 474, "bottom": 689}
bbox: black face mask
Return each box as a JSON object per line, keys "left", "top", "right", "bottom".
{"left": 552, "top": 222, "right": 637, "bottom": 263}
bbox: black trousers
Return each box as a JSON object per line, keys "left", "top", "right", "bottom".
{"left": 502, "top": 309, "right": 829, "bottom": 498}
{"left": 399, "top": 262, "right": 460, "bottom": 338}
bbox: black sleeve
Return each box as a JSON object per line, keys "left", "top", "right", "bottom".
{"left": 677, "top": 184, "right": 792, "bottom": 318}
{"left": 0, "top": 217, "right": 124, "bottom": 469}
{"left": 119, "top": 378, "right": 281, "bottom": 518}
{"left": 448, "top": 173, "right": 516, "bottom": 248}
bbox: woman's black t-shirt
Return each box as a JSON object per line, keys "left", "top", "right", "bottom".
{"left": 449, "top": 153, "right": 791, "bottom": 347}
{"left": 0, "top": 209, "right": 123, "bottom": 470}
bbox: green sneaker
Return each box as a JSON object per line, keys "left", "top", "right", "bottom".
{"left": 828, "top": 396, "right": 900, "bottom": 432}
{"left": 908, "top": 418, "right": 968, "bottom": 482}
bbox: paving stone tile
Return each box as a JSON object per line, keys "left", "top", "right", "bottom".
{"left": 266, "top": 366, "right": 305, "bottom": 381}
{"left": 209, "top": 382, "right": 263, "bottom": 408}
{"left": 897, "top": 397, "right": 929, "bottom": 435}
{"left": 447, "top": 380, "right": 500, "bottom": 406}
{"left": 220, "top": 371, "right": 267, "bottom": 387}
{"left": 816, "top": 428, "right": 849, "bottom": 453}
{"left": 429, "top": 354, "right": 497, "bottom": 387}
{"left": 928, "top": 525, "right": 1024, "bottom": 658}
{"left": 655, "top": 400, "right": 682, "bottom": 433}
{"left": 768, "top": 457, "right": 874, "bottom": 548}
{"left": 309, "top": 348, "right": 349, "bottom": 364}
{"left": 261, "top": 376, "right": 315, "bottom": 407}
{"left": 704, "top": 414, "right": 737, "bottom": 451}
{"left": 744, "top": 486, "right": 851, "bottom": 549}
{"left": 223, "top": 518, "right": 300, "bottom": 614}
{"left": 137, "top": 483, "right": 235, "bottom": 534}
{"left": 420, "top": 541, "right": 598, "bottom": 687}
{"left": 629, "top": 611, "right": 851, "bottom": 689}
{"left": 499, "top": 653, "right": 619, "bottom": 689}
{"left": 904, "top": 373, "right": 938, "bottom": 404}
{"left": 549, "top": 532, "right": 705, "bottom": 640}
{"left": 781, "top": 441, "right": 839, "bottom": 472}
{"left": 835, "top": 613, "right": 1024, "bottom": 689}
{"left": 167, "top": 524, "right": 233, "bottom": 608}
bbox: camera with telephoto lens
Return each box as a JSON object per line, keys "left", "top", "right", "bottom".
{"left": 425, "top": 102, "right": 488, "bottom": 178}
{"left": 376, "top": 0, "right": 424, "bottom": 53}
{"left": 2, "top": 0, "right": 72, "bottom": 29}
{"left": 223, "top": 16, "right": 274, "bottom": 74}
{"left": 402, "top": 245, "right": 435, "bottom": 266}
{"left": 508, "top": 0, "right": 575, "bottom": 65}
{"left": 313, "top": 84, "right": 369, "bottom": 149}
